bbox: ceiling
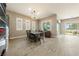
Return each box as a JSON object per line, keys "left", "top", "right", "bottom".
{"left": 6, "top": 3, "right": 79, "bottom": 20}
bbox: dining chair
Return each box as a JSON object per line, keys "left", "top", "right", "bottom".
{"left": 26, "top": 30, "right": 31, "bottom": 40}
{"left": 40, "top": 32, "right": 45, "bottom": 42}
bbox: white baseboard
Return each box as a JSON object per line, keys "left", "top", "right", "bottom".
{"left": 10, "top": 35, "right": 27, "bottom": 39}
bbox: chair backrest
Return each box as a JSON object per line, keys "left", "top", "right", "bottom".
{"left": 29, "top": 33, "right": 36, "bottom": 39}
{"left": 26, "top": 30, "right": 31, "bottom": 38}
{"left": 40, "top": 32, "right": 44, "bottom": 37}
{"left": 45, "top": 31, "right": 51, "bottom": 38}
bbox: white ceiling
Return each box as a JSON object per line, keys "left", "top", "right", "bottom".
{"left": 6, "top": 3, "right": 79, "bottom": 20}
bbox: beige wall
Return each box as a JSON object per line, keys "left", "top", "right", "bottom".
{"left": 6, "top": 10, "right": 32, "bottom": 39}
{"left": 39, "top": 14, "right": 57, "bottom": 37}
{"left": 61, "top": 17, "right": 79, "bottom": 34}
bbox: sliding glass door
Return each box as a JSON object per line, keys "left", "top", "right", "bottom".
{"left": 64, "top": 23, "right": 79, "bottom": 35}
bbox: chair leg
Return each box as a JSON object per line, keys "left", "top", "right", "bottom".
{"left": 1, "top": 49, "right": 6, "bottom": 56}
{"left": 40, "top": 39, "right": 41, "bottom": 44}
{"left": 40, "top": 38, "right": 43, "bottom": 44}
{"left": 42, "top": 37, "right": 45, "bottom": 43}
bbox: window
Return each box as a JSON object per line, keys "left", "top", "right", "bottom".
{"left": 31, "top": 21, "right": 36, "bottom": 31}
{"left": 65, "top": 23, "right": 77, "bottom": 30}
{"left": 64, "top": 23, "right": 79, "bottom": 35}
{"left": 16, "top": 17, "right": 23, "bottom": 30}
{"left": 24, "top": 20, "right": 31, "bottom": 30}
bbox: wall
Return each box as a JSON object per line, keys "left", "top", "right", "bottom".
{"left": 61, "top": 17, "right": 79, "bottom": 34}
{"left": 39, "top": 14, "right": 57, "bottom": 37}
{"left": 6, "top": 10, "right": 33, "bottom": 39}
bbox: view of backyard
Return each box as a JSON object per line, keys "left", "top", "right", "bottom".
{"left": 65, "top": 23, "right": 79, "bottom": 35}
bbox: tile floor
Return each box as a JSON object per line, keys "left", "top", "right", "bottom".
{"left": 6, "top": 35, "right": 79, "bottom": 56}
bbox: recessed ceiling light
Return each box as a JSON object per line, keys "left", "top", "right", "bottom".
{"left": 37, "top": 12, "right": 40, "bottom": 15}
{"left": 28, "top": 8, "right": 32, "bottom": 11}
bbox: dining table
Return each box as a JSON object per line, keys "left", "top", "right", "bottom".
{"left": 31, "top": 31, "right": 42, "bottom": 35}
{"left": 30, "top": 31, "right": 43, "bottom": 42}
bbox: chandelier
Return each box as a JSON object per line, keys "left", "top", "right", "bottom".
{"left": 28, "top": 8, "right": 39, "bottom": 19}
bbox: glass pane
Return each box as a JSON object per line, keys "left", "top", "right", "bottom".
{"left": 69, "top": 23, "right": 77, "bottom": 30}
{"left": 77, "top": 23, "right": 79, "bottom": 29}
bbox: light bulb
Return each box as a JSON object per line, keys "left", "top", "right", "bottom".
{"left": 28, "top": 8, "right": 32, "bottom": 11}
{"left": 37, "top": 12, "right": 39, "bottom": 15}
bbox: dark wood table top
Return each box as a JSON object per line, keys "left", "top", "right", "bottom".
{"left": 31, "top": 32, "right": 42, "bottom": 34}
